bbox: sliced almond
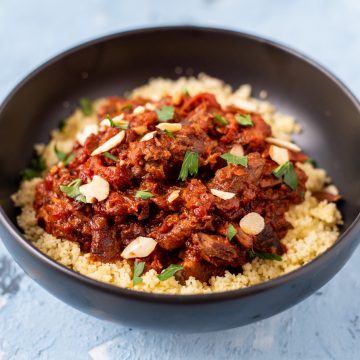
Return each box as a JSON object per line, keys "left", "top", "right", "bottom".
{"left": 229, "top": 98, "right": 257, "bottom": 112}
{"left": 79, "top": 175, "right": 110, "bottom": 203}
{"left": 239, "top": 212, "right": 265, "bottom": 235}
{"left": 324, "top": 185, "right": 339, "bottom": 196}
{"left": 133, "top": 125, "right": 148, "bottom": 135}
{"left": 145, "top": 102, "right": 156, "bottom": 111}
{"left": 265, "top": 137, "right": 301, "bottom": 152}
{"left": 140, "top": 131, "right": 157, "bottom": 142}
{"left": 168, "top": 190, "right": 180, "bottom": 203}
{"left": 133, "top": 106, "right": 145, "bottom": 115}
{"left": 155, "top": 123, "right": 182, "bottom": 132}
{"left": 229, "top": 144, "right": 244, "bottom": 157}
{"left": 91, "top": 130, "right": 125, "bottom": 156}
{"left": 99, "top": 114, "right": 128, "bottom": 130}
{"left": 210, "top": 189, "right": 236, "bottom": 200}
{"left": 121, "top": 236, "right": 157, "bottom": 259}
{"left": 76, "top": 124, "right": 99, "bottom": 146}
{"left": 269, "top": 145, "right": 289, "bottom": 165}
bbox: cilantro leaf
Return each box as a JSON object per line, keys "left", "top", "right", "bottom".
{"left": 133, "top": 262, "right": 145, "bottom": 285}
{"left": 164, "top": 129, "right": 174, "bottom": 138}
{"left": 103, "top": 152, "right": 118, "bottom": 162}
{"left": 235, "top": 114, "right": 253, "bottom": 126}
{"left": 220, "top": 153, "right": 248, "bottom": 167}
{"left": 272, "top": 161, "right": 298, "bottom": 190}
{"left": 106, "top": 114, "right": 128, "bottom": 129}
{"left": 135, "top": 190, "right": 153, "bottom": 200}
{"left": 59, "top": 179, "right": 86, "bottom": 203}
{"left": 54, "top": 145, "right": 74, "bottom": 166}
{"left": 249, "top": 250, "right": 282, "bottom": 261}
{"left": 214, "top": 114, "right": 229, "bottom": 126}
{"left": 157, "top": 264, "right": 183, "bottom": 281}
{"left": 156, "top": 106, "right": 174, "bottom": 122}
{"left": 22, "top": 155, "right": 46, "bottom": 180}
{"left": 178, "top": 151, "right": 199, "bottom": 181}
{"left": 227, "top": 224, "right": 237, "bottom": 242}
{"left": 79, "top": 97, "right": 92, "bottom": 116}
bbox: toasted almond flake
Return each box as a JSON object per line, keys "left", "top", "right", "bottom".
{"left": 121, "top": 236, "right": 157, "bottom": 259}
{"left": 99, "top": 114, "right": 128, "bottom": 130}
{"left": 119, "top": 160, "right": 125, "bottom": 166}
{"left": 91, "top": 130, "right": 125, "bottom": 156}
{"left": 210, "top": 189, "right": 236, "bottom": 200}
{"left": 269, "top": 145, "right": 289, "bottom": 165}
{"left": 133, "top": 125, "right": 148, "bottom": 135}
{"left": 145, "top": 102, "right": 156, "bottom": 111}
{"left": 229, "top": 98, "right": 257, "bottom": 112}
{"left": 239, "top": 212, "right": 265, "bottom": 235}
{"left": 156, "top": 123, "right": 182, "bottom": 132}
{"left": 79, "top": 175, "right": 110, "bottom": 203}
{"left": 76, "top": 124, "right": 99, "bottom": 146}
{"left": 265, "top": 137, "right": 301, "bottom": 152}
{"left": 168, "top": 190, "right": 180, "bottom": 203}
{"left": 172, "top": 91, "right": 182, "bottom": 105}
{"left": 324, "top": 184, "right": 339, "bottom": 196}
{"left": 229, "top": 144, "right": 244, "bottom": 157}
{"left": 133, "top": 106, "right": 145, "bottom": 115}
{"left": 140, "top": 131, "right": 157, "bottom": 142}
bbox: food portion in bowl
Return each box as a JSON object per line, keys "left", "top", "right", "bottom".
{"left": 12, "top": 74, "right": 342, "bottom": 294}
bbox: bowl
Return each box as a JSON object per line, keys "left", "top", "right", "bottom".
{"left": 0, "top": 26, "right": 359, "bottom": 333}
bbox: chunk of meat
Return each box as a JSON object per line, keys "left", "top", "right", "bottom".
{"left": 253, "top": 224, "right": 284, "bottom": 255}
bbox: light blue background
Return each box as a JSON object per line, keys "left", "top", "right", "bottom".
{"left": 1, "top": 1, "right": 359, "bottom": 359}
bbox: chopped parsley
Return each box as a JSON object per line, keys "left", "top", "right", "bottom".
{"left": 54, "top": 145, "right": 74, "bottom": 166}
{"left": 214, "top": 114, "right": 229, "bottom": 126}
{"left": 79, "top": 97, "right": 92, "bottom": 116}
{"left": 121, "top": 104, "right": 133, "bottom": 111}
{"left": 164, "top": 129, "right": 175, "bottom": 138}
{"left": 133, "top": 262, "right": 145, "bottom": 285}
{"left": 156, "top": 106, "right": 174, "bottom": 122}
{"left": 272, "top": 161, "right": 298, "bottom": 190}
{"left": 158, "top": 264, "right": 184, "bottom": 281}
{"left": 249, "top": 250, "right": 282, "bottom": 261}
{"left": 135, "top": 190, "right": 154, "bottom": 200}
{"left": 227, "top": 224, "right": 237, "bottom": 242}
{"left": 235, "top": 114, "right": 253, "bottom": 126}
{"left": 103, "top": 152, "right": 118, "bottom": 162}
{"left": 178, "top": 151, "right": 199, "bottom": 181}
{"left": 106, "top": 114, "right": 128, "bottom": 129}
{"left": 59, "top": 179, "right": 86, "bottom": 203}
{"left": 220, "top": 153, "right": 248, "bottom": 167}
{"left": 22, "top": 155, "right": 46, "bottom": 180}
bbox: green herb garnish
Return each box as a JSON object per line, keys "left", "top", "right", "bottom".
{"left": 220, "top": 153, "right": 248, "bottom": 167}
{"left": 156, "top": 106, "right": 174, "bottom": 122}
{"left": 22, "top": 155, "right": 46, "bottom": 180}
{"left": 304, "top": 157, "right": 317, "bottom": 167}
{"left": 158, "top": 264, "right": 184, "bottom": 281}
{"left": 79, "top": 97, "right": 92, "bottom": 116}
{"left": 103, "top": 152, "right": 118, "bottom": 162}
{"left": 133, "top": 262, "right": 145, "bottom": 285}
{"left": 54, "top": 145, "right": 74, "bottom": 166}
{"left": 249, "top": 250, "right": 282, "bottom": 261}
{"left": 135, "top": 190, "right": 154, "bottom": 200}
{"left": 227, "top": 224, "right": 237, "bottom": 242}
{"left": 178, "top": 151, "right": 199, "bottom": 181}
{"left": 59, "top": 179, "right": 86, "bottom": 203}
{"left": 214, "top": 114, "right": 229, "bottom": 126}
{"left": 164, "top": 129, "right": 175, "bottom": 138}
{"left": 183, "top": 88, "right": 190, "bottom": 96}
{"left": 121, "top": 104, "right": 133, "bottom": 111}
{"left": 272, "top": 161, "right": 298, "bottom": 190}
{"left": 106, "top": 114, "right": 128, "bottom": 129}
{"left": 58, "top": 118, "right": 66, "bottom": 131}
{"left": 235, "top": 114, "right": 253, "bottom": 126}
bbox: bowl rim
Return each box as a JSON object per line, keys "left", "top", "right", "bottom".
{"left": 1, "top": 25, "right": 360, "bottom": 304}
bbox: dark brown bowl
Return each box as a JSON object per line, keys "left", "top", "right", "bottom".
{"left": 0, "top": 26, "right": 359, "bottom": 332}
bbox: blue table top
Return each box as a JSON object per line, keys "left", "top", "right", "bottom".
{"left": 1, "top": 1, "right": 359, "bottom": 359}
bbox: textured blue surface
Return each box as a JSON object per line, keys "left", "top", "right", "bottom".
{"left": 1, "top": 1, "right": 360, "bottom": 359}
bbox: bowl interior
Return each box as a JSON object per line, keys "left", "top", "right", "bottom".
{"left": 1, "top": 27, "right": 359, "bottom": 242}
